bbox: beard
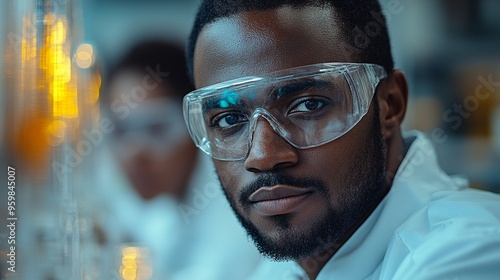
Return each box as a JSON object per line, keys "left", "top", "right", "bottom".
{"left": 218, "top": 101, "right": 387, "bottom": 261}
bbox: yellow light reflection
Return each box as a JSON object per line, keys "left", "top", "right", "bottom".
{"left": 87, "top": 72, "right": 101, "bottom": 104}
{"left": 10, "top": 3, "right": 99, "bottom": 177}
{"left": 52, "top": 20, "right": 67, "bottom": 44}
{"left": 119, "top": 246, "right": 153, "bottom": 280}
{"left": 122, "top": 247, "right": 139, "bottom": 256}
{"left": 122, "top": 256, "right": 138, "bottom": 267}
{"left": 40, "top": 15, "right": 78, "bottom": 119}
{"left": 75, "top": 43, "right": 95, "bottom": 69}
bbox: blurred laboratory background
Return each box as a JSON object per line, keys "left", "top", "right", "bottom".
{"left": 0, "top": 0, "right": 499, "bottom": 279}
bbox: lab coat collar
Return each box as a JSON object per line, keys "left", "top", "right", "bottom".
{"left": 314, "top": 130, "right": 466, "bottom": 279}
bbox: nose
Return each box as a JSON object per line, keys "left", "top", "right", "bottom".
{"left": 244, "top": 117, "right": 298, "bottom": 172}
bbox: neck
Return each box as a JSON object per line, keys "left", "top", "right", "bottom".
{"left": 384, "top": 130, "right": 407, "bottom": 187}
{"left": 296, "top": 187, "right": 390, "bottom": 280}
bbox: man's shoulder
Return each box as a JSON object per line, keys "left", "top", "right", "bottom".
{"left": 422, "top": 188, "right": 500, "bottom": 227}
{"left": 395, "top": 188, "right": 500, "bottom": 243}
{"left": 385, "top": 188, "right": 500, "bottom": 280}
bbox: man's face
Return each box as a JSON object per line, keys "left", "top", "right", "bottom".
{"left": 108, "top": 70, "right": 196, "bottom": 200}
{"left": 193, "top": 6, "right": 388, "bottom": 260}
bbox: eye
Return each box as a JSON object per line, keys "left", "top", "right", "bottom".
{"left": 212, "top": 113, "right": 248, "bottom": 128}
{"left": 290, "top": 98, "right": 326, "bottom": 113}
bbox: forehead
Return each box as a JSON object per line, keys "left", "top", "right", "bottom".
{"left": 193, "top": 5, "right": 355, "bottom": 88}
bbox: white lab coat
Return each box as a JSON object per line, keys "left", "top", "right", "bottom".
{"left": 249, "top": 131, "right": 500, "bottom": 280}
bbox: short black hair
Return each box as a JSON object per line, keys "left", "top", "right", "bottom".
{"left": 187, "top": 0, "right": 394, "bottom": 82}
{"left": 102, "top": 40, "right": 194, "bottom": 104}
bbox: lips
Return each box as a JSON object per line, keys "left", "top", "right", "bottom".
{"left": 248, "top": 185, "right": 312, "bottom": 216}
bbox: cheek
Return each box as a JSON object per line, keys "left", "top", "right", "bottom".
{"left": 302, "top": 134, "right": 356, "bottom": 179}
{"left": 214, "top": 161, "right": 245, "bottom": 199}
{"left": 300, "top": 115, "right": 375, "bottom": 197}
{"left": 301, "top": 148, "right": 353, "bottom": 202}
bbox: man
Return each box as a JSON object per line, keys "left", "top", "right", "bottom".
{"left": 100, "top": 40, "right": 261, "bottom": 279}
{"left": 104, "top": 41, "right": 197, "bottom": 201}
{"left": 183, "top": 0, "right": 500, "bottom": 279}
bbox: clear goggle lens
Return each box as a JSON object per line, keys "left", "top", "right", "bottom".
{"left": 184, "top": 63, "right": 387, "bottom": 161}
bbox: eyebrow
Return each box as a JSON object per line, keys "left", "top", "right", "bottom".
{"left": 201, "top": 79, "right": 334, "bottom": 112}
{"left": 270, "top": 79, "right": 333, "bottom": 100}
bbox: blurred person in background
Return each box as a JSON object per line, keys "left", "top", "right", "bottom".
{"left": 100, "top": 40, "right": 261, "bottom": 279}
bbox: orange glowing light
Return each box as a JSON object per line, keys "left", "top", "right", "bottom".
{"left": 119, "top": 246, "right": 153, "bottom": 280}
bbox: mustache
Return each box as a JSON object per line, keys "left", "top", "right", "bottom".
{"left": 239, "top": 173, "right": 328, "bottom": 205}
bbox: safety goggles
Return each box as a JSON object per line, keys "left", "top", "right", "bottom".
{"left": 112, "top": 97, "right": 188, "bottom": 159}
{"left": 183, "top": 63, "right": 387, "bottom": 161}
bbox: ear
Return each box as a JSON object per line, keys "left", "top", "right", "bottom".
{"left": 376, "top": 70, "right": 409, "bottom": 140}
